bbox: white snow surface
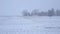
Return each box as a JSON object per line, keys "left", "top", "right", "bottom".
{"left": 0, "top": 16, "right": 60, "bottom": 34}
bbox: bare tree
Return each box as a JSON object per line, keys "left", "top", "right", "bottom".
{"left": 40, "top": 11, "right": 48, "bottom": 16}
{"left": 22, "top": 10, "right": 30, "bottom": 16}
{"left": 56, "top": 9, "right": 60, "bottom": 16}
{"left": 31, "top": 9, "right": 40, "bottom": 16}
{"left": 48, "top": 8, "right": 55, "bottom": 17}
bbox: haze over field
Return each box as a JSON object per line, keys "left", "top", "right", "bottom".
{"left": 0, "top": 0, "right": 60, "bottom": 34}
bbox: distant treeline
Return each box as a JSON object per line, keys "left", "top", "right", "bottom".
{"left": 22, "top": 8, "right": 60, "bottom": 16}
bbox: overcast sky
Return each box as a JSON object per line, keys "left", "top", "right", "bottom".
{"left": 0, "top": 0, "right": 60, "bottom": 16}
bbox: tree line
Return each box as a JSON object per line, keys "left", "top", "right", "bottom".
{"left": 22, "top": 8, "right": 60, "bottom": 17}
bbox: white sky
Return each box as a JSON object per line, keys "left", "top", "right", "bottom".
{"left": 0, "top": 0, "right": 60, "bottom": 16}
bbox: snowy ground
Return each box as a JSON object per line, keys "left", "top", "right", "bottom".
{"left": 0, "top": 16, "right": 60, "bottom": 34}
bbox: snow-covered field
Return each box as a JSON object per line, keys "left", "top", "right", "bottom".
{"left": 0, "top": 16, "right": 60, "bottom": 34}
